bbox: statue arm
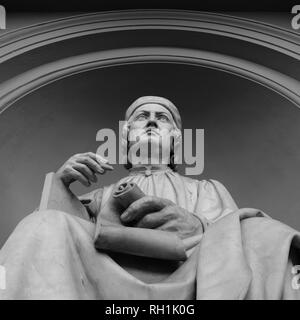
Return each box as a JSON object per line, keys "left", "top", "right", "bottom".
{"left": 209, "top": 179, "right": 238, "bottom": 210}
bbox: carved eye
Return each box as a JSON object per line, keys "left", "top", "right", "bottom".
{"left": 157, "top": 115, "right": 170, "bottom": 122}
{"left": 135, "top": 113, "right": 147, "bottom": 121}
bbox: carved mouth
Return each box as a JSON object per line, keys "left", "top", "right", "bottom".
{"left": 145, "top": 128, "right": 159, "bottom": 135}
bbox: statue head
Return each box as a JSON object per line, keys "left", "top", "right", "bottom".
{"left": 122, "top": 96, "right": 182, "bottom": 170}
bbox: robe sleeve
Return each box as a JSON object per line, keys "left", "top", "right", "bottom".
{"left": 195, "top": 179, "right": 238, "bottom": 223}
{"left": 78, "top": 188, "right": 103, "bottom": 222}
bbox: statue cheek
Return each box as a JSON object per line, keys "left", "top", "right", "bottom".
{"left": 128, "top": 128, "right": 143, "bottom": 142}
{"left": 160, "top": 133, "right": 173, "bottom": 148}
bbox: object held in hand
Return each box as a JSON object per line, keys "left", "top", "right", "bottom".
{"left": 94, "top": 182, "right": 188, "bottom": 261}
{"left": 113, "top": 182, "right": 145, "bottom": 210}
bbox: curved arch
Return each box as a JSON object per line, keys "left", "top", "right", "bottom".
{"left": 0, "top": 10, "right": 299, "bottom": 64}
{"left": 0, "top": 47, "right": 299, "bottom": 114}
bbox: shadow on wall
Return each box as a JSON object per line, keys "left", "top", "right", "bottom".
{"left": 0, "top": 63, "right": 300, "bottom": 246}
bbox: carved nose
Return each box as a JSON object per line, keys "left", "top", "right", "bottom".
{"left": 146, "top": 119, "right": 158, "bottom": 128}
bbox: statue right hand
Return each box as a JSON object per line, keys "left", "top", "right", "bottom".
{"left": 56, "top": 152, "right": 113, "bottom": 187}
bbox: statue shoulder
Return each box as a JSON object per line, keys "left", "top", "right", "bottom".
{"left": 178, "top": 174, "right": 230, "bottom": 194}
{"left": 199, "top": 179, "right": 237, "bottom": 206}
{"left": 178, "top": 175, "right": 239, "bottom": 221}
{"left": 200, "top": 179, "right": 239, "bottom": 216}
{"left": 203, "top": 179, "right": 233, "bottom": 194}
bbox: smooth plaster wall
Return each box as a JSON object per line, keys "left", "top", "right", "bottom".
{"left": 0, "top": 63, "right": 300, "bottom": 246}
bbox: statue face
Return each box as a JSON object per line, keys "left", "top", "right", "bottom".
{"left": 127, "top": 103, "right": 175, "bottom": 165}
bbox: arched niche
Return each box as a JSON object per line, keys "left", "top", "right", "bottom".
{"left": 0, "top": 10, "right": 299, "bottom": 245}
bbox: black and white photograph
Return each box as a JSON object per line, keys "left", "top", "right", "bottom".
{"left": 0, "top": 0, "right": 299, "bottom": 303}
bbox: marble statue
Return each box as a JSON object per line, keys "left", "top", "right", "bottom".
{"left": 0, "top": 96, "right": 300, "bottom": 300}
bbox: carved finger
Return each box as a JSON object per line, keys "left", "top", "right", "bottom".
{"left": 135, "top": 210, "right": 171, "bottom": 229}
{"left": 77, "top": 156, "right": 104, "bottom": 174}
{"left": 69, "top": 168, "right": 90, "bottom": 187}
{"left": 73, "top": 163, "right": 97, "bottom": 183}
{"left": 120, "top": 196, "right": 174, "bottom": 223}
{"left": 88, "top": 152, "right": 114, "bottom": 171}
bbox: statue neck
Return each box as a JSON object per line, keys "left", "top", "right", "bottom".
{"left": 129, "top": 164, "right": 171, "bottom": 176}
{"left": 127, "top": 142, "right": 172, "bottom": 174}
{"left": 128, "top": 149, "right": 171, "bottom": 171}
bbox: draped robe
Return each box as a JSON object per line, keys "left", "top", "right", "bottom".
{"left": 0, "top": 168, "right": 300, "bottom": 299}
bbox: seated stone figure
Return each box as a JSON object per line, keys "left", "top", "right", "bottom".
{"left": 0, "top": 96, "right": 300, "bottom": 300}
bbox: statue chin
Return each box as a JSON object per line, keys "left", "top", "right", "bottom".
{"left": 128, "top": 138, "right": 171, "bottom": 166}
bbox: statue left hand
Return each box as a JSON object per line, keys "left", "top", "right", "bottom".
{"left": 120, "top": 196, "right": 203, "bottom": 239}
